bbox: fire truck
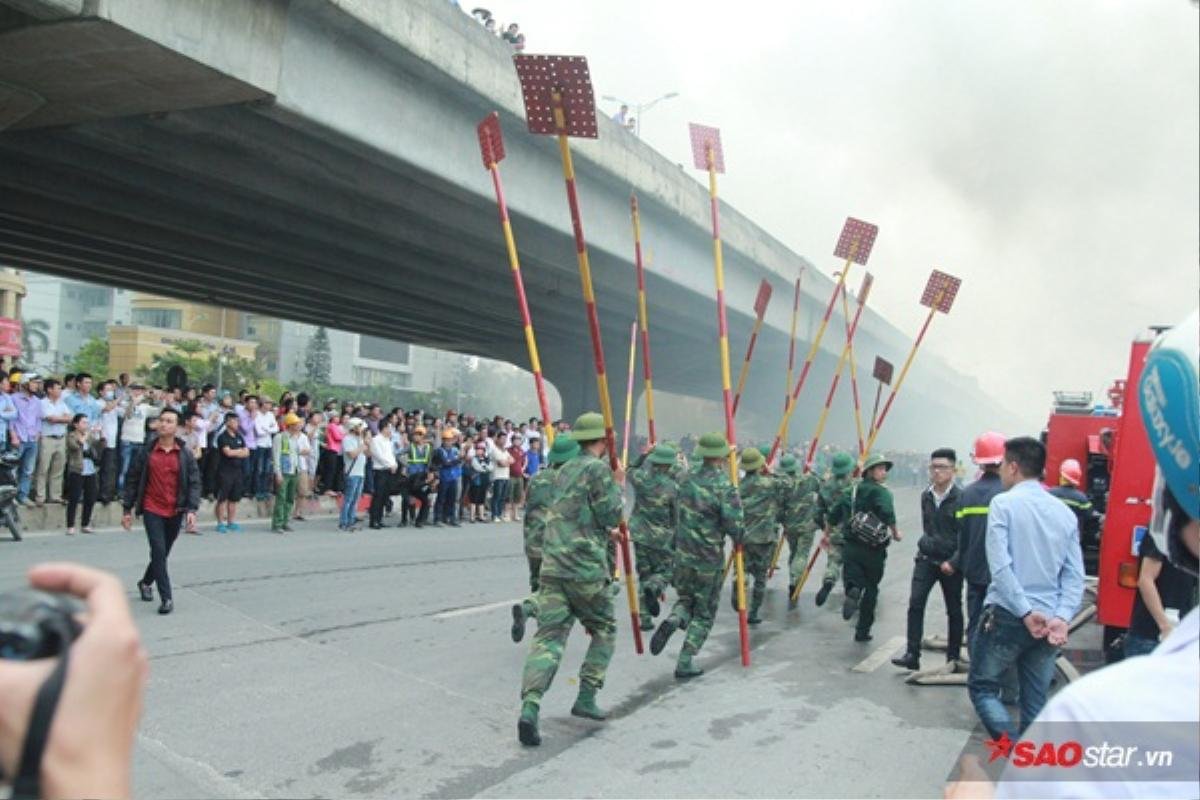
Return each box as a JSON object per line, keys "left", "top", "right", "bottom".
{"left": 1042, "top": 330, "right": 1161, "bottom": 662}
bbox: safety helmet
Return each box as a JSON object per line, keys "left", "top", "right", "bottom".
{"left": 1139, "top": 310, "right": 1199, "bottom": 577}
{"left": 1059, "top": 458, "right": 1083, "bottom": 488}
{"left": 971, "top": 431, "right": 1006, "bottom": 465}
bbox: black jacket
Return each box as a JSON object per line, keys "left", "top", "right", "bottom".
{"left": 952, "top": 471, "right": 1004, "bottom": 585}
{"left": 122, "top": 438, "right": 201, "bottom": 516}
{"left": 918, "top": 483, "right": 962, "bottom": 562}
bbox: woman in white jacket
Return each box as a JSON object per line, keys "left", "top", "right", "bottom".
{"left": 487, "top": 432, "right": 512, "bottom": 522}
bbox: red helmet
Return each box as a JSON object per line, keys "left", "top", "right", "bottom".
{"left": 971, "top": 431, "right": 1006, "bottom": 465}
{"left": 1059, "top": 458, "right": 1083, "bottom": 488}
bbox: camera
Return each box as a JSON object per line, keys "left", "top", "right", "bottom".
{"left": 0, "top": 590, "right": 84, "bottom": 661}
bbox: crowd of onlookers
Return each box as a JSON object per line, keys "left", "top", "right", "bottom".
{"left": 465, "top": 6, "right": 525, "bottom": 51}
{"left": 0, "top": 367, "right": 557, "bottom": 535}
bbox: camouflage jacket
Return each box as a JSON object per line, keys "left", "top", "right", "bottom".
{"left": 522, "top": 466, "right": 559, "bottom": 558}
{"left": 629, "top": 461, "right": 678, "bottom": 550}
{"left": 675, "top": 462, "right": 744, "bottom": 570}
{"left": 740, "top": 472, "right": 787, "bottom": 545}
{"left": 815, "top": 474, "right": 854, "bottom": 530}
{"left": 782, "top": 472, "right": 821, "bottom": 532}
{"left": 539, "top": 452, "right": 624, "bottom": 582}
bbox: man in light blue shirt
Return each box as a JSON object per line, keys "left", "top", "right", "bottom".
{"left": 65, "top": 372, "right": 101, "bottom": 427}
{"left": 968, "top": 436, "right": 1085, "bottom": 740}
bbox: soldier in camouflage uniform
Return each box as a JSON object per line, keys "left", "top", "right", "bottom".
{"left": 732, "top": 447, "right": 787, "bottom": 624}
{"left": 805, "top": 451, "right": 855, "bottom": 608}
{"left": 779, "top": 454, "right": 820, "bottom": 609}
{"left": 510, "top": 435, "right": 580, "bottom": 643}
{"left": 629, "top": 442, "right": 679, "bottom": 631}
{"left": 517, "top": 413, "right": 625, "bottom": 747}
{"left": 649, "top": 432, "right": 744, "bottom": 679}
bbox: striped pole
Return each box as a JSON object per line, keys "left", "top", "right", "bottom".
{"left": 803, "top": 279, "right": 871, "bottom": 471}
{"left": 765, "top": 255, "right": 856, "bottom": 467}
{"left": 479, "top": 116, "right": 555, "bottom": 448}
{"left": 621, "top": 320, "right": 637, "bottom": 467}
{"left": 630, "top": 194, "right": 658, "bottom": 445}
{"left": 551, "top": 89, "right": 644, "bottom": 654}
{"left": 839, "top": 282, "right": 868, "bottom": 459}
{"left": 860, "top": 296, "right": 940, "bottom": 460}
{"left": 731, "top": 280, "right": 773, "bottom": 418}
{"left": 789, "top": 545, "right": 823, "bottom": 604}
{"left": 781, "top": 274, "right": 802, "bottom": 447}
{"left": 868, "top": 381, "right": 884, "bottom": 442}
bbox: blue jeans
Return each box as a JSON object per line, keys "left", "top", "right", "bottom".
{"left": 340, "top": 475, "right": 364, "bottom": 528}
{"left": 16, "top": 441, "right": 38, "bottom": 501}
{"left": 118, "top": 440, "right": 137, "bottom": 492}
{"left": 435, "top": 478, "right": 458, "bottom": 523}
{"left": 968, "top": 605, "right": 1058, "bottom": 740}
{"left": 251, "top": 448, "right": 272, "bottom": 498}
{"left": 1123, "top": 632, "right": 1159, "bottom": 658}
{"left": 489, "top": 478, "right": 509, "bottom": 520}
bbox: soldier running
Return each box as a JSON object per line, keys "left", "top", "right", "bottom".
{"left": 629, "top": 442, "right": 680, "bottom": 630}
{"left": 649, "top": 432, "right": 744, "bottom": 680}
{"left": 804, "top": 451, "right": 856, "bottom": 607}
{"left": 510, "top": 434, "right": 580, "bottom": 643}
{"left": 838, "top": 452, "right": 901, "bottom": 642}
{"left": 779, "top": 454, "right": 820, "bottom": 609}
{"left": 517, "top": 413, "right": 624, "bottom": 747}
{"left": 732, "top": 447, "right": 786, "bottom": 624}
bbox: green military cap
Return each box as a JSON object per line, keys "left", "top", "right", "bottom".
{"left": 779, "top": 454, "right": 800, "bottom": 475}
{"left": 693, "top": 432, "right": 731, "bottom": 459}
{"left": 648, "top": 443, "right": 678, "bottom": 465}
{"left": 830, "top": 452, "right": 856, "bottom": 477}
{"left": 570, "top": 412, "right": 607, "bottom": 442}
{"left": 860, "top": 452, "right": 893, "bottom": 473}
{"left": 547, "top": 436, "right": 581, "bottom": 465}
{"left": 740, "top": 447, "right": 765, "bottom": 472}
{"left": 757, "top": 444, "right": 771, "bottom": 458}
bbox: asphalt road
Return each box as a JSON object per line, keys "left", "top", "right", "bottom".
{"left": 0, "top": 486, "right": 996, "bottom": 798}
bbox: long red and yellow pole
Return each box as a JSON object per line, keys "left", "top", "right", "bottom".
{"left": 765, "top": 255, "right": 856, "bottom": 466}
{"left": 840, "top": 283, "right": 868, "bottom": 459}
{"left": 705, "top": 143, "right": 751, "bottom": 667}
{"left": 868, "top": 379, "right": 884, "bottom": 444}
{"left": 731, "top": 281, "right": 771, "bottom": 418}
{"left": 630, "top": 194, "right": 658, "bottom": 445}
{"left": 803, "top": 280, "right": 870, "bottom": 470}
{"left": 860, "top": 293, "right": 941, "bottom": 459}
{"left": 781, "top": 274, "right": 802, "bottom": 446}
{"left": 621, "top": 320, "right": 637, "bottom": 467}
{"left": 482, "top": 127, "right": 555, "bottom": 448}
{"left": 551, "top": 90, "right": 643, "bottom": 653}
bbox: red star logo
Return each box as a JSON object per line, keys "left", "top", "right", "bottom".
{"left": 984, "top": 732, "right": 1013, "bottom": 762}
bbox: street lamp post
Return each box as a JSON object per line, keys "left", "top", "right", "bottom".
{"left": 601, "top": 91, "right": 679, "bottom": 138}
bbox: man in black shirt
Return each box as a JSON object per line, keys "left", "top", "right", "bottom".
{"left": 893, "top": 447, "right": 964, "bottom": 670}
{"left": 1125, "top": 534, "right": 1197, "bottom": 657}
{"left": 215, "top": 412, "right": 249, "bottom": 533}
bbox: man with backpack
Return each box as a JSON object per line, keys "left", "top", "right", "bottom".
{"left": 838, "top": 453, "right": 901, "bottom": 642}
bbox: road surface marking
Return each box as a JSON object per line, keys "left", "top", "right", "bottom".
{"left": 852, "top": 635, "right": 906, "bottom": 673}
{"left": 433, "top": 599, "right": 520, "bottom": 620}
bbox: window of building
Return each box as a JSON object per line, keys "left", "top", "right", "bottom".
{"left": 132, "top": 308, "right": 182, "bottom": 329}
{"left": 358, "top": 335, "right": 410, "bottom": 365}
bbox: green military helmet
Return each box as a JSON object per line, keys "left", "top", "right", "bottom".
{"left": 861, "top": 452, "right": 893, "bottom": 473}
{"left": 692, "top": 432, "right": 731, "bottom": 459}
{"left": 830, "top": 451, "right": 855, "bottom": 477}
{"left": 740, "top": 447, "right": 765, "bottom": 472}
{"left": 547, "top": 435, "right": 581, "bottom": 465}
{"left": 779, "top": 454, "right": 800, "bottom": 475}
{"left": 757, "top": 444, "right": 771, "bottom": 458}
{"left": 648, "top": 442, "right": 678, "bottom": 465}
{"left": 570, "top": 412, "right": 607, "bottom": 442}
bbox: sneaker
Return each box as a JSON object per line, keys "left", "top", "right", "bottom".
{"left": 229, "top": 523, "right": 243, "bottom": 532}
{"left": 216, "top": 523, "right": 228, "bottom": 534}
{"left": 137, "top": 581, "right": 154, "bottom": 602}
{"left": 81, "top": 527, "right": 94, "bottom": 534}
{"left": 158, "top": 599, "right": 174, "bottom": 615}
{"left": 66, "top": 527, "right": 76, "bottom": 535}
{"left": 842, "top": 586, "right": 862, "bottom": 621}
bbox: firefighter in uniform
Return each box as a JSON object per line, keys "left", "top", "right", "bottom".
{"left": 1048, "top": 458, "right": 1101, "bottom": 550}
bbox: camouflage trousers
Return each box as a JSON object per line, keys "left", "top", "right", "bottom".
{"left": 785, "top": 524, "right": 819, "bottom": 587}
{"left": 732, "top": 542, "right": 775, "bottom": 617}
{"left": 668, "top": 565, "right": 723, "bottom": 658}
{"left": 520, "top": 577, "right": 616, "bottom": 704}
{"left": 790, "top": 526, "right": 842, "bottom": 586}
{"left": 635, "top": 543, "right": 673, "bottom": 626}
{"left": 521, "top": 555, "right": 542, "bottom": 618}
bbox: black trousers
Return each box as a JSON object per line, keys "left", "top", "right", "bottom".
{"left": 905, "top": 555, "right": 964, "bottom": 660}
{"left": 402, "top": 479, "right": 431, "bottom": 525}
{"left": 141, "top": 511, "right": 183, "bottom": 602}
{"left": 65, "top": 472, "right": 98, "bottom": 527}
{"left": 98, "top": 446, "right": 119, "bottom": 503}
{"left": 369, "top": 469, "right": 393, "bottom": 526}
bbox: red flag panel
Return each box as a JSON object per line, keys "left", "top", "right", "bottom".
{"left": 513, "top": 54, "right": 598, "bottom": 138}
{"left": 920, "top": 269, "right": 962, "bottom": 313}
{"left": 873, "top": 356, "right": 894, "bottom": 385}
{"left": 833, "top": 217, "right": 879, "bottom": 265}
{"left": 688, "top": 123, "right": 725, "bottom": 173}
{"left": 476, "top": 112, "right": 505, "bottom": 168}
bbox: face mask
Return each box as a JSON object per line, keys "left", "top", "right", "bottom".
{"left": 103, "top": 391, "right": 115, "bottom": 401}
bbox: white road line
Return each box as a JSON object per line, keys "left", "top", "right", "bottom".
{"left": 432, "top": 598, "right": 520, "bottom": 620}
{"left": 851, "top": 635, "right": 906, "bottom": 673}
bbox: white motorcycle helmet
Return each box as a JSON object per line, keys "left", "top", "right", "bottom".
{"left": 1138, "top": 309, "right": 1199, "bottom": 577}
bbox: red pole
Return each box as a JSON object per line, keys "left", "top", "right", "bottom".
{"left": 630, "top": 194, "right": 658, "bottom": 445}
{"left": 803, "top": 282, "right": 869, "bottom": 470}
{"left": 552, "top": 90, "right": 643, "bottom": 654}
{"left": 782, "top": 274, "right": 802, "bottom": 443}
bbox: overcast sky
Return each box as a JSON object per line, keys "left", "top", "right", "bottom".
{"left": 475, "top": 0, "right": 1199, "bottom": 432}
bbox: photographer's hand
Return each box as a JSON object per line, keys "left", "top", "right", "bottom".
{"left": 0, "top": 563, "right": 147, "bottom": 799}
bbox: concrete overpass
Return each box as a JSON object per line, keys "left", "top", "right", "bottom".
{"left": 0, "top": 0, "right": 1012, "bottom": 446}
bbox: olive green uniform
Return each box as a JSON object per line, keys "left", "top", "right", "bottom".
{"left": 837, "top": 476, "right": 896, "bottom": 637}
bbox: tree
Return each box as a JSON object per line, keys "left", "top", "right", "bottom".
{"left": 138, "top": 339, "right": 262, "bottom": 390}
{"left": 19, "top": 317, "right": 50, "bottom": 360}
{"left": 304, "top": 326, "right": 332, "bottom": 386}
{"left": 67, "top": 336, "right": 110, "bottom": 378}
